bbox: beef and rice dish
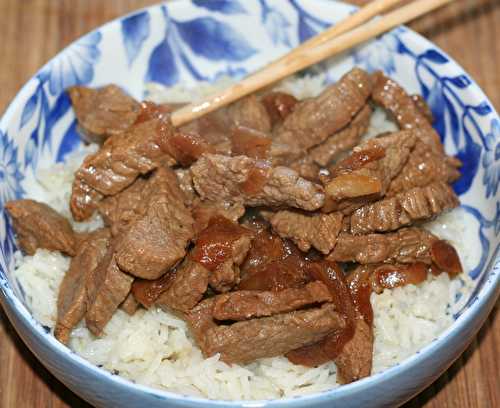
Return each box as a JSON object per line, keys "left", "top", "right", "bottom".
{"left": 6, "top": 67, "right": 466, "bottom": 392}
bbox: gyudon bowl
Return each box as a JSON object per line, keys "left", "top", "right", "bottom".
{"left": 0, "top": 1, "right": 499, "bottom": 407}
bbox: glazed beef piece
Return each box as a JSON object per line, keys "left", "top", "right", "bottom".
{"left": 85, "top": 246, "right": 134, "bottom": 336}
{"left": 132, "top": 272, "right": 177, "bottom": 309}
{"left": 334, "top": 316, "right": 373, "bottom": 383}
{"left": 115, "top": 167, "right": 194, "bottom": 280}
{"left": 274, "top": 68, "right": 372, "bottom": 151}
{"left": 186, "top": 302, "right": 345, "bottom": 364}
{"left": 5, "top": 199, "right": 76, "bottom": 256}
{"left": 230, "top": 126, "right": 272, "bottom": 160}
{"left": 328, "top": 227, "right": 440, "bottom": 265}
{"left": 212, "top": 281, "right": 332, "bottom": 321}
{"left": 324, "top": 131, "right": 416, "bottom": 213}
{"left": 191, "top": 154, "right": 325, "bottom": 211}
{"left": 175, "top": 168, "right": 197, "bottom": 205}
{"left": 191, "top": 216, "right": 254, "bottom": 292}
{"left": 71, "top": 118, "right": 176, "bottom": 221}
{"left": 309, "top": 104, "right": 372, "bottom": 167}
{"left": 68, "top": 85, "right": 141, "bottom": 143}
{"left": 288, "top": 155, "right": 322, "bottom": 181}
{"left": 238, "top": 223, "right": 311, "bottom": 291}
{"left": 227, "top": 95, "right": 272, "bottom": 133}
{"left": 261, "top": 91, "right": 298, "bottom": 126}
{"left": 191, "top": 199, "right": 245, "bottom": 235}
{"left": 54, "top": 228, "right": 111, "bottom": 343}
{"left": 266, "top": 210, "right": 343, "bottom": 254}
{"left": 371, "top": 71, "right": 443, "bottom": 153}
{"left": 286, "top": 261, "right": 373, "bottom": 382}
{"left": 155, "top": 258, "right": 209, "bottom": 313}
{"left": 387, "top": 139, "right": 461, "bottom": 196}
{"left": 348, "top": 181, "right": 459, "bottom": 234}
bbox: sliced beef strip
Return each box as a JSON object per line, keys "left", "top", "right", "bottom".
{"left": 191, "top": 154, "right": 324, "bottom": 211}
{"left": 212, "top": 281, "right": 332, "bottom": 321}
{"left": 386, "top": 139, "right": 461, "bottom": 196}
{"left": 54, "top": 228, "right": 111, "bottom": 344}
{"left": 191, "top": 215, "right": 254, "bottom": 292}
{"left": 288, "top": 155, "right": 321, "bottom": 181}
{"left": 70, "top": 118, "right": 176, "bottom": 221}
{"left": 115, "top": 167, "right": 194, "bottom": 280}
{"left": 98, "top": 166, "right": 189, "bottom": 236}
{"left": 85, "top": 247, "right": 134, "bottom": 336}
{"left": 334, "top": 316, "right": 373, "bottom": 384}
{"left": 324, "top": 131, "right": 416, "bottom": 213}
{"left": 309, "top": 104, "right": 372, "bottom": 167}
{"left": 286, "top": 261, "right": 357, "bottom": 367}
{"left": 187, "top": 302, "right": 345, "bottom": 364}
{"left": 266, "top": 210, "right": 343, "bottom": 254}
{"left": 287, "top": 261, "right": 373, "bottom": 381}
{"left": 328, "top": 227, "right": 440, "bottom": 265}
{"left": 371, "top": 71, "right": 443, "bottom": 153}
{"left": 68, "top": 85, "right": 141, "bottom": 143}
{"left": 349, "top": 181, "right": 459, "bottom": 234}
{"left": 120, "top": 291, "right": 140, "bottom": 316}
{"left": 5, "top": 199, "right": 76, "bottom": 256}
{"left": 227, "top": 94, "right": 272, "bottom": 133}
{"left": 191, "top": 199, "right": 245, "bottom": 235}
{"left": 155, "top": 258, "right": 209, "bottom": 313}
{"left": 97, "top": 177, "right": 147, "bottom": 236}
{"left": 175, "top": 168, "right": 197, "bottom": 205}
{"left": 411, "top": 94, "right": 433, "bottom": 123}
{"left": 274, "top": 68, "right": 372, "bottom": 151}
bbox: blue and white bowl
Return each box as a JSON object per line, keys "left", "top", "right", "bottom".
{"left": 0, "top": 1, "right": 498, "bottom": 407}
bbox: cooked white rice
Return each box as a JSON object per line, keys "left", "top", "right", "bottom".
{"left": 12, "top": 77, "right": 475, "bottom": 400}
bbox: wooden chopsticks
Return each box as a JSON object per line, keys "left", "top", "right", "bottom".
{"left": 171, "top": 0, "right": 454, "bottom": 127}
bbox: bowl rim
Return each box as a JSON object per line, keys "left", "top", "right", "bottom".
{"left": 0, "top": 0, "right": 499, "bottom": 405}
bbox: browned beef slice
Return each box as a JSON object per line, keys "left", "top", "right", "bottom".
{"left": 68, "top": 85, "right": 141, "bottom": 143}
{"left": 192, "top": 216, "right": 254, "bottom": 292}
{"left": 54, "top": 228, "right": 111, "bottom": 343}
{"left": 175, "top": 168, "right": 197, "bottom": 205}
{"left": 191, "top": 154, "right": 324, "bottom": 211}
{"left": 274, "top": 68, "right": 372, "bottom": 150}
{"left": 288, "top": 156, "right": 321, "bottom": 181}
{"left": 85, "top": 247, "right": 134, "bottom": 336}
{"left": 335, "top": 316, "right": 373, "bottom": 384}
{"left": 70, "top": 118, "right": 176, "bottom": 221}
{"left": 120, "top": 291, "right": 140, "bottom": 316}
{"left": 349, "top": 181, "right": 459, "bottom": 234}
{"left": 192, "top": 303, "right": 345, "bottom": 364}
{"left": 309, "top": 104, "right": 372, "bottom": 167}
{"left": 191, "top": 199, "right": 245, "bottom": 235}
{"left": 267, "top": 210, "right": 343, "bottom": 254}
{"left": 184, "top": 298, "right": 218, "bottom": 347}
{"left": 387, "top": 139, "right": 461, "bottom": 196}
{"left": 115, "top": 167, "right": 194, "bottom": 280}
{"left": 227, "top": 95, "right": 272, "bottom": 133}
{"left": 97, "top": 177, "right": 147, "bottom": 236}
{"left": 324, "top": 131, "right": 416, "bottom": 213}
{"left": 212, "top": 281, "right": 332, "bottom": 321}
{"left": 231, "top": 126, "right": 272, "bottom": 160}
{"left": 98, "top": 166, "right": 189, "bottom": 236}
{"left": 155, "top": 258, "right": 209, "bottom": 313}
{"left": 5, "top": 199, "right": 76, "bottom": 256}
{"left": 371, "top": 71, "right": 443, "bottom": 152}
{"left": 328, "top": 227, "right": 439, "bottom": 264}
